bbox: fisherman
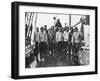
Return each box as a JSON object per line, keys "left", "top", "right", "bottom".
{"left": 39, "top": 27, "right": 48, "bottom": 61}
{"left": 69, "top": 27, "right": 74, "bottom": 56}
{"left": 34, "top": 27, "right": 40, "bottom": 63}
{"left": 48, "top": 26, "right": 54, "bottom": 55}
{"left": 72, "top": 27, "right": 82, "bottom": 64}
{"left": 55, "top": 19, "right": 62, "bottom": 28}
{"left": 63, "top": 27, "right": 70, "bottom": 51}
{"left": 56, "top": 28, "right": 63, "bottom": 55}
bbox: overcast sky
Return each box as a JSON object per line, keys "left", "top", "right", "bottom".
{"left": 35, "top": 13, "right": 83, "bottom": 29}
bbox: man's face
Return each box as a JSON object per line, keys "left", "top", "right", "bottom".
{"left": 50, "top": 29, "right": 52, "bottom": 33}
{"left": 41, "top": 28, "right": 43, "bottom": 32}
{"left": 57, "top": 19, "right": 60, "bottom": 22}
{"left": 59, "top": 28, "right": 61, "bottom": 32}
{"left": 70, "top": 27, "right": 73, "bottom": 31}
{"left": 51, "top": 26, "right": 54, "bottom": 31}
{"left": 44, "top": 26, "right": 47, "bottom": 30}
{"left": 37, "top": 28, "right": 39, "bottom": 32}
{"left": 66, "top": 28, "right": 69, "bottom": 32}
{"left": 75, "top": 28, "right": 78, "bottom": 32}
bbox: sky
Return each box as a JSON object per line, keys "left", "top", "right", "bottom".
{"left": 25, "top": 12, "right": 84, "bottom": 30}
{"left": 35, "top": 13, "right": 83, "bottom": 30}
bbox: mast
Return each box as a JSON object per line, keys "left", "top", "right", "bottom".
{"left": 35, "top": 13, "right": 38, "bottom": 29}
{"left": 69, "top": 14, "right": 71, "bottom": 28}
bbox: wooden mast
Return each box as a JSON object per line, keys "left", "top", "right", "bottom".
{"left": 69, "top": 14, "right": 71, "bottom": 28}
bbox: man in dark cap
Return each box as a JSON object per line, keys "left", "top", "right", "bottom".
{"left": 55, "top": 19, "right": 62, "bottom": 28}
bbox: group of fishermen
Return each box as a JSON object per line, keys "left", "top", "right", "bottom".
{"left": 33, "top": 19, "right": 82, "bottom": 64}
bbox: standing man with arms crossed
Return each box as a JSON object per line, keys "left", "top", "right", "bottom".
{"left": 72, "top": 27, "right": 82, "bottom": 65}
